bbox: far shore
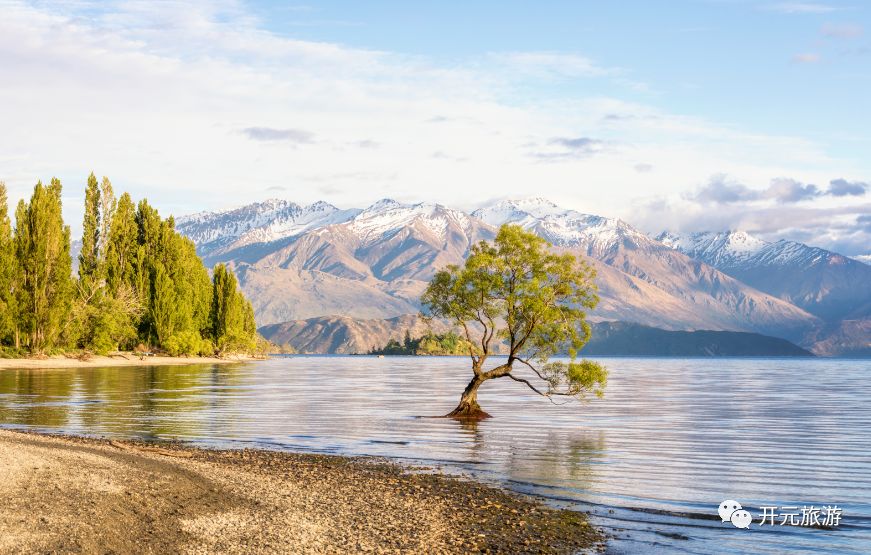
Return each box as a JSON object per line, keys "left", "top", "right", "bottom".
{"left": 0, "top": 429, "right": 604, "bottom": 553}
{"left": 0, "top": 353, "right": 261, "bottom": 370}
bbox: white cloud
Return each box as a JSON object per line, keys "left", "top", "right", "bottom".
{"left": 821, "top": 23, "right": 864, "bottom": 39}
{"left": 765, "top": 3, "right": 838, "bottom": 14}
{"left": 241, "top": 128, "right": 315, "bottom": 143}
{"left": 0, "top": 0, "right": 863, "bottom": 245}
{"left": 631, "top": 173, "right": 871, "bottom": 256}
{"left": 792, "top": 52, "right": 822, "bottom": 63}
{"left": 488, "top": 52, "right": 613, "bottom": 79}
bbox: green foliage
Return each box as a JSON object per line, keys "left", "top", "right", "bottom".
{"left": 13, "top": 179, "right": 73, "bottom": 353}
{"left": 149, "top": 261, "right": 177, "bottom": 345}
{"left": 210, "top": 264, "right": 257, "bottom": 353}
{"left": 0, "top": 174, "right": 259, "bottom": 357}
{"left": 370, "top": 330, "right": 476, "bottom": 355}
{"left": 422, "top": 224, "right": 607, "bottom": 407}
{"left": 98, "top": 177, "right": 116, "bottom": 259}
{"left": 104, "top": 192, "right": 138, "bottom": 294}
{"left": 164, "top": 331, "right": 214, "bottom": 357}
{"left": 418, "top": 331, "right": 475, "bottom": 355}
{"left": 543, "top": 359, "right": 608, "bottom": 399}
{"left": 67, "top": 284, "right": 141, "bottom": 355}
{"left": 79, "top": 172, "right": 101, "bottom": 287}
{"left": 0, "top": 183, "right": 16, "bottom": 345}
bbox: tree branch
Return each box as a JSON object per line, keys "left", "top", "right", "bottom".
{"left": 505, "top": 373, "right": 572, "bottom": 405}
{"left": 458, "top": 320, "right": 479, "bottom": 371}
{"left": 515, "top": 355, "right": 547, "bottom": 381}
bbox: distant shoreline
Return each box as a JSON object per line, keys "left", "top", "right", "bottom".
{"left": 0, "top": 353, "right": 260, "bottom": 370}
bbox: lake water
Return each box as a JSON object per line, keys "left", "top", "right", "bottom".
{"left": 0, "top": 356, "right": 868, "bottom": 554}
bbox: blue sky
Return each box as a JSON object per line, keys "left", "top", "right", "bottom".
{"left": 0, "top": 0, "right": 869, "bottom": 256}
{"left": 252, "top": 1, "right": 871, "bottom": 155}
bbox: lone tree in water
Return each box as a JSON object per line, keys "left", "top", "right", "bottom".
{"left": 422, "top": 224, "right": 607, "bottom": 419}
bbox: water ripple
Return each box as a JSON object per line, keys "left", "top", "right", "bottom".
{"left": 0, "top": 356, "right": 868, "bottom": 554}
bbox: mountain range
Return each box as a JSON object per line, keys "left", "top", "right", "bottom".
{"left": 176, "top": 197, "right": 870, "bottom": 356}
{"left": 260, "top": 315, "right": 812, "bottom": 357}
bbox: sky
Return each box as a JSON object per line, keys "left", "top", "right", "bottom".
{"left": 1, "top": 0, "right": 869, "bottom": 257}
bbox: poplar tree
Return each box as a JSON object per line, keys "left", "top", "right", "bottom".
{"left": 0, "top": 183, "right": 16, "bottom": 346}
{"left": 210, "top": 263, "right": 256, "bottom": 352}
{"left": 210, "top": 263, "right": 238, "bottom": 341}
{"left": 1, "top": 174, "right": 258, "bottom": 356}
{"left": 79, "top": 172, "right": 101, "bottom": 288}
{"left": 98, "top": 177, "right": 116, "bottom": 259}
{"left": 104, "top": 192, "right": 138, "bottom": 294}
{"left": 13, "top": 179, "right": 73, "bottom": 352}
{"left": 150, "top": 261, "right": 176, "bottom": 345}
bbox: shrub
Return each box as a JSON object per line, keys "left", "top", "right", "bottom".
{"left": 164, "top": 331, "right": 214, "bottom": 357}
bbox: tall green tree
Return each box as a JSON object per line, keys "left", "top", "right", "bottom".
{"left": 13, "top": 179, "right": 73, "bottom": 352}
{"left": 422, "top": 224, "right": 607, "bottom": 419}
{"left": 0, "top": 183, "right": 16, "bottom": 345}
{"left": 210, "top": 263, "right": 256, "bottom": 353}
{"left": 150, "top": 261, "right": 177, "bottom": 345}
{"left": 98, "top": 176, "right": 116, "bottom": 259}
{"left": 0, "top": 174, "right": 258, "bottom": 356}
{"left": 71, "top": 175, "right": 142, "bottom": 354}
{"left": 211, "top": 263, "right": 238, "bottom": 341}
{"left": 78, "top": 172, "right": 101, "bottom": 287}
{"left": 104, "top": 192, "right": 138, "bottom": 294}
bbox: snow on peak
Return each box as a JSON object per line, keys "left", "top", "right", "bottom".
{"left": 363, "top": 198, "right": 405, "bottom": 213}
{"left": 234, "top": 201, "right": 361, "bottom": 245}
{"left": 655, "top": 230, "right": 768, "bottom": 267}
{"left": 351, "top": 200, "right": 473, "bottom": 242}
{"left": 471, "top": 197, "right": 566, "bottom": 225}
{"left": 177, "top": 199, "right": 361, "bottom": 246}
{"left": 656, "top": 230, "right": 852, "bottom": 270}
{"left": 473, "top": 197, "right": 646, "bottom": 249}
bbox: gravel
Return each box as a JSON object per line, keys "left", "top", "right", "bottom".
{"left": 0, "top": 430, "right": 604, "bottom": 554}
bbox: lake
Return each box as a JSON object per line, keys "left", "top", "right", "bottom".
{"left": 0, "top": 356, "right": 868, "bottom": 554}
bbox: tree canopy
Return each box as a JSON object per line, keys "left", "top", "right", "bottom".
{"left": 422, "top": 224, "right": 607, "bottom": 418}
{"left": 0, "top": 175, "right": 259, "bottom": 357}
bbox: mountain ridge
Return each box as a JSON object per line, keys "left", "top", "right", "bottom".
{"left": 659, "top": 230, "right": 871, "bottom": 320}
{"left": 176, "top": 197, "right": 867, "bottom": 355}
{"left": 258, "top": 315, "right": 813, "bottom": 357}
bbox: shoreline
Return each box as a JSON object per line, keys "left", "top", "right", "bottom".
{"left": 0, "top": 353, "right": 261, "bottom": 369}
{"left": 0, "top": 429, "right": 604, "bottom": 553}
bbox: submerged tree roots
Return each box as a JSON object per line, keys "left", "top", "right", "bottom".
{"left": 445, "top": 400, "right": 491, "bottom": 420}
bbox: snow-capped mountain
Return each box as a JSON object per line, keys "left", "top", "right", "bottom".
{"left": 348, "top": 199, "right": 478, "bottom": 245}
{"left": 659, "top": 230, "right": 871, "bottom": 329}
{"left": 473, "top": 198, "right": 650, "bottom": 256}
{"left": 175, "top": 197, "right": 836, "bottom": 351}
{"left": 176, "top": 199, "right": 361, "bottom": 255}
{"left": 191, "top": 198, "right": 495, "bottom": 325}
{"left": 471, "top": 200, "right": 822, "bottom": 343}
{"left": 656, "top": 231, "right": 768, "bottom": 268}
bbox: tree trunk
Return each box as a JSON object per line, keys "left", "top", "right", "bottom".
{"left": 446, "top": 374, "right": 490, "bottom": 419}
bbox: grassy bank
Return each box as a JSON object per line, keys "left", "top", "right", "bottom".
{"left": 0, "top": 430, "right": 604, "bottom": 554}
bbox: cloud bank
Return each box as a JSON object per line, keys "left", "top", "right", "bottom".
{"left": 0, "top": 0, "right": 866, "bottom": 258}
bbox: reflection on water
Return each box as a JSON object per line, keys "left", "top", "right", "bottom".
{"left": 0, "top": 356, "right": 869, "bottom": 554}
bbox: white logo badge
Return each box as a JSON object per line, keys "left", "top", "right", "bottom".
{"left": 718, "top": 500, "right": 742, "bottom": 523}
{"left": 719, "top": 500, "right": 751, "bottom": 528}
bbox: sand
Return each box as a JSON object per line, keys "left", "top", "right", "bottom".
{"left": 0, "top": 354, "right": 256, "bottom": 369}
{"left": 0, "top": 430, "right": 604, "bottom": 554}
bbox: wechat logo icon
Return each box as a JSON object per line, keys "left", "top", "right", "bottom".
{"left": 719, "top": 500, "right": 752, "bottom": 529}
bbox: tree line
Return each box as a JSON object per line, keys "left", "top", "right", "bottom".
{"left": 0, "top": 174, "right": 258, "bottom": 357}
{"left": 368, "top": 330, "right": 476, "bottom": 356}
